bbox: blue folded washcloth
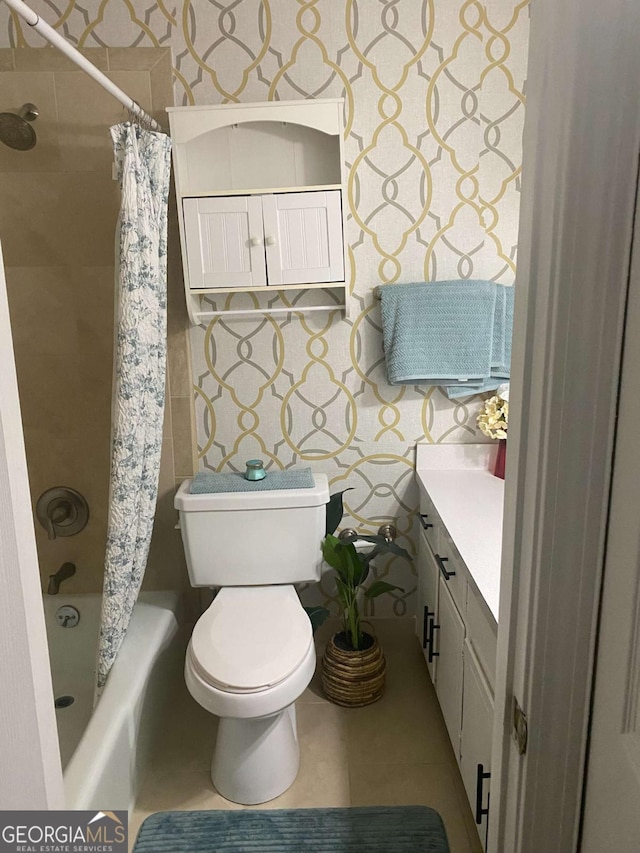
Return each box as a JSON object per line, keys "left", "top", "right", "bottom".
{"left": 190, "top": 468, "right": 315, "bottom": 493}
{"left": 380, "top": 280, "right": 514, "bottom": 389}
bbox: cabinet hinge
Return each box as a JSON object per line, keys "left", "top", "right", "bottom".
{"left": 513, "top": 697, "right": 528, "bottom": 755}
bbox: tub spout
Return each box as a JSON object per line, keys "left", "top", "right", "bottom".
{"left": 48, "top": 561, "right": 76, "bottom": 595}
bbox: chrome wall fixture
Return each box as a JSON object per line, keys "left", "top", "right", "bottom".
{"left": 36, "top": 487, "right": 89, "bottom": 540}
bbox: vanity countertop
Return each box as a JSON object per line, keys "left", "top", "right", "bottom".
{"left": 416, "top": 444, "right": 504, "bottom": 623}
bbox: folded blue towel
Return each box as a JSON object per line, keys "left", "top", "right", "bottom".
{"left": 381, "top": 281, "right": 496, "bottom": 384}
{"left": 190, "top": 468, "right": 315, "bottom": 493}
{"left": 380, "top": 280, "right": 514, "bottom": 388}
{"left": 490, "top": 283, "right": 514, "bottom": 377}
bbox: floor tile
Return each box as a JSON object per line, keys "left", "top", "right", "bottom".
{"left": 345, "top": 648, "right": 457, "bottom": 767}
{"left": 132, "top": 618, "right": 482, "bottom": 853}
{"left": 349, "top": 762, "right": 481, "bottom": 853}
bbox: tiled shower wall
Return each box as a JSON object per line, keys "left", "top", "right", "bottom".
{"left": 1, "top": 3, "right": 529, "bottom": 617}
{"left": 0, "top": 47, "right": 196, "bottom": 601}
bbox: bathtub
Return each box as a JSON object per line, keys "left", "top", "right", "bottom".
{"left": 43, "top": 591, "right": 180, "bottom": 811}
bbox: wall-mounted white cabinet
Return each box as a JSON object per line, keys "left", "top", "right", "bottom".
{"left": 167, "top": 99, "right": 348, "bottom": 325}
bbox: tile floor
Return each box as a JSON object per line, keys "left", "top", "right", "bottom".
{"left": 129, "top": 619, "right": 482, "bottom": 853}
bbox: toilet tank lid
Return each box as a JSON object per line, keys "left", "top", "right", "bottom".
{"left": 175, "top": 473, "right": 329, "bottom": 512}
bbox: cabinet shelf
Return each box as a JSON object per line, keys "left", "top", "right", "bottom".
{"left": 189, "top": 283, "right": 347, "bottom": 324}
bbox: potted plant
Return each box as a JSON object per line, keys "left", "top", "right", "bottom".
{"left": 317, "top": 489, "right": 412, "bottom": 707}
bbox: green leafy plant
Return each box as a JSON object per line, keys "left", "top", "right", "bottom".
{"left": 320, "top": 489, "right": 412, "bottom": 651}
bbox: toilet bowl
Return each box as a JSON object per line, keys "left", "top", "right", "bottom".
{"left": 174, "top": 473, "right": 329, "bottom": 805}
{"left": 184, "top": 584, "right": 316, "bottom": 804}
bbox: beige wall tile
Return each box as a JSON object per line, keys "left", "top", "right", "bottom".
{"left": 168, "top": 319, "right": 192, "bottom": 397}
{"left": 107, "top": 48, "right": 169, "bottom": 72}
{"left": 0, "top": 71, "right": 59, "bottom": 172}
{"left": 1, "top": 47, "right": 196, "bottom": 604}
{"left": 7, "top": 265, "right": 114, "bottom": 592}
{"left": 13, "top": 47, "right": 108, "bottom": 73}
{"left": 169, "top": 396, "right": 192, "bottom": 438}
{"left": 54, "top": 69, "right": 152, "bottom": 172}
{"left": 149, "top": 52, "right": 172, "bottom": 131}
{"left": 171, "top": 397, "right": 196, "bottom": 478}
{"left": 162, "top": 381, "right": 173, "bottom": 438}
{"left": 0, "top": 48, "right": 14, "bottom": 70}
{"left": 0, "top": 171, "right": 119, "bottom": 266}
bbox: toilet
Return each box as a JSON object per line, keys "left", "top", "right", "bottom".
{"left": 174, "top": 474, "right": 329, "bottom": 805}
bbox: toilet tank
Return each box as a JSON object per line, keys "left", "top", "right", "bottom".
{"left": 174, "top": 474, "right": 329, "bottom": 587}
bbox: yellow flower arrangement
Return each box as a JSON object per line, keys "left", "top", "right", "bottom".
{"left": 477, "top": 395, "right": 508, "bottom": 440}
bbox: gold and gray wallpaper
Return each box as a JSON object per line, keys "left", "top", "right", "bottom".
{"left": 1, "top": 1, "right": 529, "bottom": 617}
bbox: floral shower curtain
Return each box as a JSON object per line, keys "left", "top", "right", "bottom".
{"left": 96, "top": 123, "right": 172, "bottom": 694}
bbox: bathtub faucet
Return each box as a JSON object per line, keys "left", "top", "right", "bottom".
{"left": 48, "top": 562, "right": 76, "bottom": 595}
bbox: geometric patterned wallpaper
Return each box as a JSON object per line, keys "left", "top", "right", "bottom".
{"left": 1, "top": 1, "right": 529, "bottom": 617}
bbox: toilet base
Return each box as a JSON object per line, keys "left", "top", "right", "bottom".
{"left": 212, "top": 704, "right": 299, "bottom": 805}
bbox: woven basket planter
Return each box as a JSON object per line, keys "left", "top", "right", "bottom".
{"left": 321, "top": 632, "right": 386, "bottom": 707}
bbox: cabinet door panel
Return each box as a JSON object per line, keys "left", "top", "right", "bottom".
{"left": 416, "top": 530, "right": 440, "bottom": 683}
{"left": 436, "top": 579, "right": 465, "bottom": 758}
{"left": 460, "top": 639, "right": 494, "bottom": 851}
{"left": 418, "top": 489, "right": 440, "bottom": 554}
{"left": 183, "top": 196, "right": 266, "bottom": 289}
{"left": 262, "top": 190, "right": 344, "bottom": 285}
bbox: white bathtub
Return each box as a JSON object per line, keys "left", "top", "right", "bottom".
{"left": 44, "top": 591, "right": 180, "bottom": 811}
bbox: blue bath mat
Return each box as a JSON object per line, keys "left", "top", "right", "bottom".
{"left": 132, "top": 806, "right": 450, "bottom": 852}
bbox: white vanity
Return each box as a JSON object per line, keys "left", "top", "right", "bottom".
{"left": 415, "top": 443, "right": 504, "bottom": 850}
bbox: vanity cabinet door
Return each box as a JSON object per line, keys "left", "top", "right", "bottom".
{"left": 417, "top": 529, "right": 440, "bottom": 683}
{"left": 460, "top": 639, "right": 494, "bottom": 851}
{"left": 262, "top": 190, "right": 344, "bottom": 285}
{"left": 436, "top": 579, "right": 465, "bottom": 758}
{"left": 183, "top": 196, "right": 267, "bottom": 290}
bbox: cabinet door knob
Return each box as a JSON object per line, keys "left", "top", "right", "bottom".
{"left": 419, "top": 513, "right": 433, "bottom": 530}
{"left": 265, "top": 235, "right": 276, "bottom": 246}
{"left": 436, "top": 554, "right": 456, "bottom": 581}
{"left": 250, "top": 236, "right": 262, "bottom": 247}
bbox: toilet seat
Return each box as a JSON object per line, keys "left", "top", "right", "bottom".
{"left": 189, "top": 585, "right": 313, "bottom": 693}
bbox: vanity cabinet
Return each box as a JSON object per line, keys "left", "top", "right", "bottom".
{"left": 415, "top": 446, "right": 503, "bottom": 852}
{"left": 167, "top": 99, "right": 348, "bottom": 324}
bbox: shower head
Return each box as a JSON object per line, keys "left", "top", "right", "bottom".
{"left": 0, "top": 103, "right": 39, "bottom": 151}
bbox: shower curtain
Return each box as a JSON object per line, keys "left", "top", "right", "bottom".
{"left": 96, "top": 122, "right": 172, "bottom": 694}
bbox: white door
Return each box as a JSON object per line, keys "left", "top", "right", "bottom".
{"left": 461, "top": 640, "right": 494, "bottom": 851}
{"left": 436, "top": 579, "right": 465, "bottom": 758}
{"left": 183, "top": 195, "right": 266, "bottom": 289}
{"left": 262, "top": 190, "right": 344, "bottom": 285}
{"left": 580, "top": 178, "right": 640, "bottom": 852}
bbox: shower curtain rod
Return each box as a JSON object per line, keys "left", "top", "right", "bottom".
{"left": 2, "top": 0, "right": 162, "bottom": 132}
